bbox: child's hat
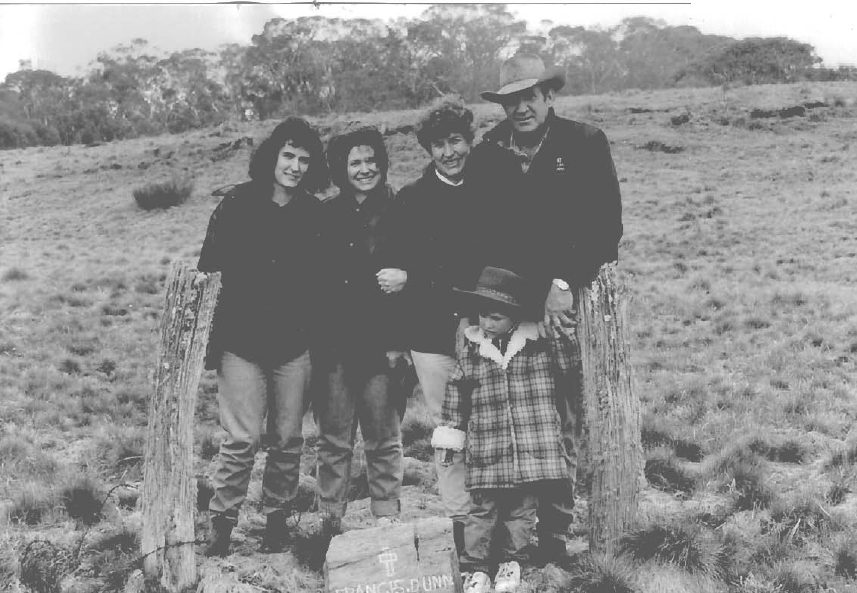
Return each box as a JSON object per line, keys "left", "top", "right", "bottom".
{"left": 453, "top": 266, "right": 528, "bottom": 312}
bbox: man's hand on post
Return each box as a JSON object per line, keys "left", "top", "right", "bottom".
{"left": 544, "top": 282, "right": 576, "bottom": 336}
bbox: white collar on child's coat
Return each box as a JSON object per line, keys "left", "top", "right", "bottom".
{"left": 464, "top": 321, "right": 540, "bottom": 370}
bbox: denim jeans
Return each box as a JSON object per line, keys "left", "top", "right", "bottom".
{"left": 315, "top": 361, "right": 403, "bottom": 518}
{"left": 460, "top": 486, "right": 539, "bottom": 573}
{"left": 411, "top": 350, "right": 470, "bottom": 521}
{"left": 209, "top": 350, "right": 312, "bottom": 522}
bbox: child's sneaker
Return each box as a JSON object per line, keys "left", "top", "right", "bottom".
{"left": 494, "top": 561, "right": 521, "bottom": 593}
{"left": 463, "top": 571, "right": 492, "bottom": 593}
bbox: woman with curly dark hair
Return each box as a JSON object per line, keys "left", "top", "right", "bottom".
{"left": 197, "top": 116, "right": 328, "bottom": 557}
{"left": 312, "top": 123, "right": 407, "bottom": 535}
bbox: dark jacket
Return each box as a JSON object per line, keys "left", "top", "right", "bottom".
{"left": 313, "top": 184, "right": 404, "bottom": 371}
{"left": 198, "top": 181, "right": 323, "bottom": 369}
{"left": 383, "top": 142, "right": 528, "bottom": 356}
{"left": 482, "top": 108, "right": 623, "bottom": 293}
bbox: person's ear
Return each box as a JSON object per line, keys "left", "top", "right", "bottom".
{"left": 544, "top": 86, "right": 556, "bottom": 105}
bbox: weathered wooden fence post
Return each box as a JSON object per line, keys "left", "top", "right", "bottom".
{"left": 575, "top": 263, "right": 642, "bottom": 556}
{"left": 141, "top": 263, "right": 220, "bottom": 592}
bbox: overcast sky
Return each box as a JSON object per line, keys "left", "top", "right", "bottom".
{"left": 1, "top": 2, "right": 855, "bottom": 81}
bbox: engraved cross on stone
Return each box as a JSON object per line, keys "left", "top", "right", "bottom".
{"left": 378, "top": 547, "right": 398, "bottom": 577}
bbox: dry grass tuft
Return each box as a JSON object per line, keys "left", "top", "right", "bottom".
{"left": 767, "top": 493, "right": 838, "bottom": 543}
{"left": 747, "top": 436, "right": 810, "bottom": 464}
{"left": 644, "top": 448, "right": 696, "bottom": 495}
{"left": 85, "top": 526, "right": 141, "bottom": 592}
{"left": 9, "top": 486, "right": 59, "bottom": 526}
{"left": 641, "top": 413, "right": 704, "bottom": 461}
{"left": 2, "top": 267, "right": 30, "bottom": 281}
{"left": 19, "top": 540, "right": 72, "bottom": 593}
{"left": 769, "top": 561, "right": 819, "bottom": 593}
{"left": 826, "top": 440, "right": 857, "bottom": 469}
{"left": 567, "top": 553, "right": 640, "bottom": 593}
{"left": 832, "top": 535, "right": 857, "bottom": 579}
{"left": 132, "top": 175, "right": 194, "bottom": 210}
{"left": 622, "top": 519, "right": 722, "bottom": 575}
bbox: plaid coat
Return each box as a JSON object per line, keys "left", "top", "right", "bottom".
{"left": 441, "top": 321, "right": 581, "bottom": 490}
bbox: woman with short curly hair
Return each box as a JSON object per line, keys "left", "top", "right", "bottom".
{"left": 197, "top": 116, "right": 328, "bottom": 557}
{"left": 379, "top": 96, "right": 525, "bottom": 555}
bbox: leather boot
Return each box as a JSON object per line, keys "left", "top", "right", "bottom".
{"left": 261, "top": 509, "right": 289, "bottom": 552}
{"left": 204, "top": 514, "right": 233, "bottom": 557}
{"left": 453, "top": 520, "right": 466, "bottom": 556}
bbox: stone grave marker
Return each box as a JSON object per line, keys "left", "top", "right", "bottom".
{"left": 324, "top": 517, "right": 462, "bottom": 593}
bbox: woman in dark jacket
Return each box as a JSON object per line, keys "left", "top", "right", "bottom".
{"left": 313, "top": 124, "right": 407, "bottom": 534}
{"left": 379, "top": 96, "right": 525, "bottom": 554}
{"left": 197, "top": 116, "right": 327, "bottom": 556}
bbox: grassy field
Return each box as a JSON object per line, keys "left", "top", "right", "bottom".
{"left": 2, "top": 80, "right": 857, "bottom": 593}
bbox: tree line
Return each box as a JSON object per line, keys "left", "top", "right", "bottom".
{"left": 1, "top": 6, "right": 854, "bottom": 149}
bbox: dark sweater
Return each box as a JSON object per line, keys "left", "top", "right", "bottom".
{"left": 198, "top": 181, "right": 323, "bottom": 368}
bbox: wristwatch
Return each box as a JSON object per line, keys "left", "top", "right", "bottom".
{"left": 552, "top": 278, "right": 570, "bottom": 291}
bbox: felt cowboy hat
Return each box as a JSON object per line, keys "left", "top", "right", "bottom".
{"left": 480, "top": 53, "right": 566, "bottom": 103}
{"left": 453, "top": 266, "right": 533, "bottom": 315}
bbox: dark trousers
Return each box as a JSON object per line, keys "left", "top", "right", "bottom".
{"left": 537, "top": 351, "right": 582, "bottom": 547}
{"left": 460, "top": 486, "right": 539, "bottom": 574}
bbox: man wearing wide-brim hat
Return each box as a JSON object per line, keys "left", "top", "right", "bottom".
{"left": 480, "top": 53, "right": 624, "bottom": 565}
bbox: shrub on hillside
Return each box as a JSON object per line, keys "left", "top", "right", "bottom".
{"left": 0, "top": 117, "right": 39, "bottom": 149}
{"left": 133, "top": 176, "right": 194, "bottom": 210}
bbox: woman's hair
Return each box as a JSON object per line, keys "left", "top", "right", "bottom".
{"left": 326, "top": 124, "right": 389, "bottom": 191}
{"left": 415, "top": 95, "right": 475, "bottom": 152}
{"left": 248, "top": 116, "right": 328, "bottom": 193}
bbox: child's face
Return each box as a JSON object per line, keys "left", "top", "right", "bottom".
{"left": 479, "top": 309, "right": 516, "bottom": 339}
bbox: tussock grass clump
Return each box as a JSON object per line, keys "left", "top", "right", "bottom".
{"left": 567, "top": 553, "right": 639, "bottom": 593}
{"left": 826, "top": 440, "right": 857, "bottom": 469}
{"left": 86, "top": 526, "right": 140, "bottom": 592}
{"left": 0, "top": 436, "right": 60, "bottom": 480}
{"left": 59, "top": 474, "right": 105, "bottom": 526}
{"left": 645, "top": 448, "right": 696, "bottom": 495}
{"left": 3, "top": 267, "right": 30, "bottom": 281}
{"left": 95, "top": 427, "right": 146, "bottom": 478}
{"left": 640, "top": 413, "right": 704, "bottom": 461}
{"left": 728, "top": 461, "right": 776, "bottom": 511}
{"left": 707, "top": 440, "right": 775, "bottom": 511}
{"left": 826, "top": 479, "right": 850, "bottom": 505}
{"left": 58, "top": 358, "right": 82, "bottom": 375}
{"left": 833, "top": 535, "right": 857, "bottom": 579}
{"left": 767, "top": 494, "right": 838, "bottom": 542}
{"left": 19, "top": 540, "right": 72, "bottom": 593}
{"left": 133, "top": 176, "right": 194, "bottom": 210}
{"left": 9, "top": 485, "right": 59, "bottom": 526}
{"left": 747, "top": 435, "right": 810, "bottom": 464}
{"left": 622, "top": 519, "right": 721, "bottom": 575}
{"left": 769, "top": 561, "right": 819, "bottom": 593}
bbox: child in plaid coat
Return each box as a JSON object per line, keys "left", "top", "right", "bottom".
{"left": 431, "top": 266, "right": 581, "bottom": 593}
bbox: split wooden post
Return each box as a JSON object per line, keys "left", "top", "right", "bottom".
{"left": 575, "top": 263, "right": 642, "bottom": 556}
{"left": 141, "top": 263, "right": 220, "bottom": 592}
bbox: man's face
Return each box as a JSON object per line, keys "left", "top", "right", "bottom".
{"left": 430, "top": 132, "right": 471, "bottom": 182}
{"left": 501, "top": 85, "right": 554, "bottom": 134}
